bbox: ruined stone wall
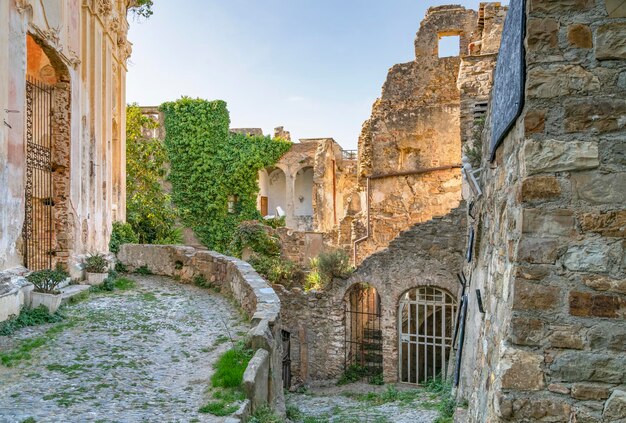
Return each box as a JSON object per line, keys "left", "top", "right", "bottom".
{"left": 337, "top": 5, "right": 506, "bottom": 263}
{"left": 458, "top": 1, "right": 626, "bottom": 422}
{"left": 0, "top": 0, "right": 131, "bottom": 275}
{"left": 276, "top": 229, "right": 324, "bottom": 269}
{"left": 276, "top": 205, "right": 466, "bottom": 384}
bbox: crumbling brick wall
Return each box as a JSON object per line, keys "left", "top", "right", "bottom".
{"left": 458, "top": 1, "right": 626, "bottom": 422}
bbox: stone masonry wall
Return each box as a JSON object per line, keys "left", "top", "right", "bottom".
{"left": 118, "top": 244, "right": 285, "bottom": 419}
{"left": 458, "top": 1, "right": 626, "bottom": 422}
{"left": 276, "top": 204, "right": 466, "bottom": 384}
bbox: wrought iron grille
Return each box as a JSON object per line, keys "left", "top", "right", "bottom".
{"left": 344, "top": 284, "right": 382, "bottom": 382}
{"left": 282, "top": 330, "right": 291, "bottom": 389}
{"left": 399, "top": 287, "right": 457, "bottom": 384}
{"left": 23, "top": 77, "right": 54, "bottom": 271}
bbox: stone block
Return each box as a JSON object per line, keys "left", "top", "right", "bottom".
{"left": 513, "top": 279, "right": 560, "bottom": 311}
{"left": 548, "top": 383, "right": 570, "bottom": 395}
{"left": 571, "top": 383, "right": 610, "bottom": 401}
{"left": 596, "top": 23, "right": 626, "bottom": 60}
{"left": 243, "top": 348, "right": 270, "bottom": 411}
{"left": 531, "top": 0, "right": 594, "bottom": 13}
{"left": 562, "top": 239, "right": 620, "bottom": 273}
{"left": 569, "top": 291, "right": 624, "bottom": 318}
{"left": 500, "top": 348, "right": 545, "bottom": 391}
{"left": 549, "top": 329, "right": 585, "bottom": 350}
{"left": 518, "top": 237, "right": 560, "bottom": 264}
{"left": 509, "top": 316, "right": 547, "bottom": 346}
{"left": 568, "top": 24, "right": 593, "bottom": 49}
{"left": 605, "top": 0, "right": 626, "bottom": 17}
{"left": 527, "top": 65, "right": 599, "bottom": 99}
{"left": 580, "top": 211, "right": 626, "bottom": 238}
{"left": 527, "top": 18, "right": 559, "bottom": 51}
{"left": 565, "top": 99, "right": 626, "bottom": 133}
{"left": 524, "top": 110, "right": 546, "bottom": 134}
{"left": 588, "top": 322, "right": 626, "bottom": 351}
{"left": 583, "top": 275, "right": 626, "bottom": 295}
{"left": 604, "top": 390, "right": 626, "bottom": 421}
{"left": 522, "top": 209, "right": 575, "bottom": 237}
{"left": 501, "top": 396, "right": 572, "bottom": 421}
{"left": 571, "top": 172, "right": 626, "bottom": 204}
{"left": 521, "top": 176, "right": 561, "bottom": 201}
{"left": 523, "top": 139, "right": 599, "bottom": 175}
{"left": 551, "top": 352, "right": 626, "bottom": 383}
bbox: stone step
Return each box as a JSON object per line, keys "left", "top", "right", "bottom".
{"left": 59, "top": 284, "right": 91, "bottom": 304}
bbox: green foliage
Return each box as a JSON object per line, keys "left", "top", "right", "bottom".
{"left": 229, "top": 221, "right": 281, "bottom": 258}
{"left": 126, "top": 104, "right": 179, "bottom": 245}
{"left": 248, "top": 256, "right": 303, "bottom": 287}
{"left": 160, "top": 98, "right": 291, "bottom": 252}
{"left": 307, "top": 249, "right": 353, "bottom": 291}
{"left": 211, "top": 341, "right": 254, "bottom": 388}
{"left": 21, "top": 418, "right": 37, "bottom": 423}
{"left": 248, "top": 405, "right": 283, "bottom": 423}
{"left": 423, "top": 378, "right": 456, "bottom": 422}
{"left": 264, "top": 216, "right": 286, "bottom": 229}
{"left": 127, "top": 0, "right": 153, "bottom": 19}
{"left": 337, "top": 364, "right": 369, "bottom": 385}
{"left": 83, "top": 254, "right": 108, "bottom": 273}
{"left": 115, "top": 262, "right": 128, "bottom": 273}
{"left": 286, "top": 405, "right": 303, "bottom": 421}
{"left": 134, "top": 265, "right": 152, "bottom": 275}
{"left": 26, "top": 269, "right": 68, "bottom": 294}
{"left": 463, "top": 116, "right": 486, "bottom": 169}
{"left": 109, "top": 221, "right": 138, "bottom": 253}
{"left": 0, "top": 306, "right": 64, "bottom": 336}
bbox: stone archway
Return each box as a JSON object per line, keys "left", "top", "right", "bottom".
{"left": 267, "top": 167, "right": 287, "bottom": 218}
{"left": 398, "top": 286, "right": 457, "bottom": 384}
{"left": 23, "top": 34, "right": 71, "bottom": 270}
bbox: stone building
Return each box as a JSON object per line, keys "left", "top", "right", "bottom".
{"left": 456, "top": 1, "right": 626, "bottom": 422}
{"left": 0, "top": 0, "right": 133, "bottom": 315}
{"left": 276, "top": 3, "right": 508, "bottom": 388}
{"left": 327, "top": 4, "right": 507, "bottom": 264}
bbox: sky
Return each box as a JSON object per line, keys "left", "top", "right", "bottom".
{"left": 126, "top": 1, "right": 509, "bottom": 150}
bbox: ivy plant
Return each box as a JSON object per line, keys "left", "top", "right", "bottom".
{"left": 126, "top": 104, "right": 179, "bottom": 244}
{"left": 160, "top": 98, "right": 291, "bottom": 252}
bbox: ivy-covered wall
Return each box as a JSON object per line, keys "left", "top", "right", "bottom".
{"left": 160, "top": 98, "right": 291, "bottom": 252}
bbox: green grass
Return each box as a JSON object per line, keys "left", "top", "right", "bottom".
{"left": 0, "top": 306, "right": 64, "bottom": 336}
{"left": 114, "top": 277, "right": 136, "bottom": 290}
{"left": 0, "top": 319, "right": 75, "bottom": 367}
{"left": 248, "top": 405, "right": 283, "bottom": 423}
{"left": 21, "top": 418, "right": 37, "bottom": 423}
{"left": 139, "top": 292, "right": 158, "bottom": 302}
{"left": 423, "top": 378, "right": 455, "bottom": 422}
{"left": 344, "top": 385, "right": 424, "bottom": 406}
{"left": 199, "top": 341, "right": 254, "bottom": 416}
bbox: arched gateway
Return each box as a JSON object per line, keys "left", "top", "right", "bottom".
{"left": 398, "top": 286, "right": 457, "bottom": 384}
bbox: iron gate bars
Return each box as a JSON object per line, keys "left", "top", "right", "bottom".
{"left": 282, "top": 330, "right": 292, "bottom": 389}
{"left": 23, "top": 77, "right": 54, "bottom": 271}
{"left": 399, "top": 287, "right": 457, "bottom": 384}
{"left": 344, "top": 284, "right": 383, "bottom": 382}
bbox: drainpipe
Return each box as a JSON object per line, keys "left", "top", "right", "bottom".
{"left": 352, "top": 164, "right": 462, "bottom": 264}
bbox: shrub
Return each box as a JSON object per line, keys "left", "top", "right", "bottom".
{"left": 248, "top": 256, "right": 303, "bottom": 287}
{"left": 109, "top": 221, "right": 138, "bottom": 254}
{"left": 229, "top": 221, "right": 281, "bottom": 259}
{"left": 248, "top": 405, "right": 282, "bottom": 423}
{"left": 83, "top": 254, "right": 108, "bottom": 273}
{"left": 135, "top": 265, "right": 152, "bottom": 275}
{"left": 153, "top": 227, "right": 184, "bottom": 245}
{"left": 306, "top": 249, "right": 353, "bottom": 291}
{"left": 337, "top": 364, "right": 369, "bottom": 385}
{"left": 0, "top": 306, "right": 64, "bottom": 336}
{"left": 26, "top": 269, "right": 68, "bottom": 294}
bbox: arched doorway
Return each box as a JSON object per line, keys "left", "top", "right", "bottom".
{"left": 294, "top": 166, "right": 313, "bottom": 217}
{"left": 23, "top": 34, "right": 71, "bottom": 270}
{"left": 267, "top": 168, "right": 286, "bottom": 217}
{"left": 344, "top": 283, "right": 382, "bottom": 382}
{"left": 398, "top": 286, "right": 457, "bottom": 384}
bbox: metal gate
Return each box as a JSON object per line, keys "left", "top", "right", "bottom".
{"left": 344, "top": 284, "right": 382, "bottom": 382}
{"left": 399, "top": 287, "right": 457, "bottom": 384}
{"left": 282, "top": 330, "right": 291, "bottom": 389}
{"left": 23, "top": 77, "right": 54, "bottom": 270}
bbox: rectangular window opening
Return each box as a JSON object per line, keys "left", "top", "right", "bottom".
{"left": 438, "top": 35, "right": 461, "bottom": 58}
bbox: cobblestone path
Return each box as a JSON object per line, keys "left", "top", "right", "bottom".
{"left": 286, "top": 383, "right": 440, "bottom": 423}
{"left": 0, "top": 275, "right": 248, "bottom": 423}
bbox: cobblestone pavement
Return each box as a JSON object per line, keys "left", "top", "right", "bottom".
{"left": 286, "top": 383, "right": 440, "bottom": 423}
{"left": 0, "top": 275, "right": 248, "bottom": 423}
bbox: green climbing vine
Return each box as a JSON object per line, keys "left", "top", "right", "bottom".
{"left": 160, "top": 98, "right": 291, "bottom": 252}
{"left": 125, "top": 104, "right": 180, "bottom": 244}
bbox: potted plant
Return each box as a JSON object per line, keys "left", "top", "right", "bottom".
{"left": 83, "top": 253, "right": 109, "bottom": 285}
{"left": 27, "top": 268, "right": 68, "bottom": 313}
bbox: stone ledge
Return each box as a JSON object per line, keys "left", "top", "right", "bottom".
{"left": 0, "top": 267, "right": 33, "bottom": 323}
{"left": 117, "top": 244, "right": 284, "bottom": 419}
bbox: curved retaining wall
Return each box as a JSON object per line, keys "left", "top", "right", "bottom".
{"left": 117, "top": 244, "right": 284, "bottom": 420}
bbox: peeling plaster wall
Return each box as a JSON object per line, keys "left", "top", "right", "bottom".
{"left": 0, "top": 0, "right": 130, "bottom": 274}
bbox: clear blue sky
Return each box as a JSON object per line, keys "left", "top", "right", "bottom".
{"left": 127, "top": 1, "right": 508, "bottom": 150}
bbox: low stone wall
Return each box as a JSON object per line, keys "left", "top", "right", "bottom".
{"left": 0, "top": 267, "right": 32, "bottom": 323}
{"left": 117, "top": 244, "right": 284, "bottom": 420}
